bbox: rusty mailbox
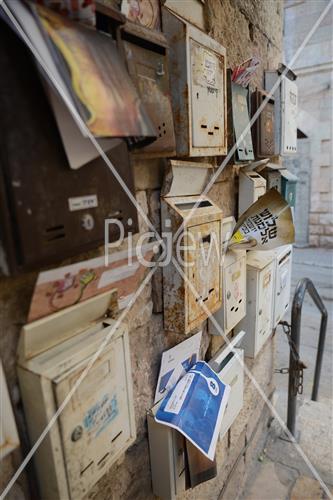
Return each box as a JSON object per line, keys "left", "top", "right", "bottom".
{"left": 17, "top": 291, "right": 136, "bottom": 500}
{"left": 162, "top": 8, "right": 227, "bottom": 157}
{"left": 120, "top": 22, "right": 176, "bottom": 158}
{"left": 161, "top": 161, "right": 223, "bottom": 334}
{"left": 0, "top": 22, "right": 138, "bottom": 275}
{"left": 265, "top": 65, "right": 298, "bottom": 155}
{"left": 251, "top": 89, "right": 275, "bottom": 158}
{"left": 227, "top": 72, "right": 254, "bottom": 162}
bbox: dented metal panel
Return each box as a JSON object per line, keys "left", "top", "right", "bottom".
{"left": 162, "top": 8, "right": 227, "bottom": 157}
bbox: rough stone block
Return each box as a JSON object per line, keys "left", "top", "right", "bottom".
{"left": 309, "top": 235, "right": 320, "bottom": 246}
{"left": 319, "top": 235, "right": 333, "bottom": 247}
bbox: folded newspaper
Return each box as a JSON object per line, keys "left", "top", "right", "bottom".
{"left": 229, "top": 188, "right": 295, "bottom": 250}
{"left": 155, "top": 361, "right": 230, "bottom": 460}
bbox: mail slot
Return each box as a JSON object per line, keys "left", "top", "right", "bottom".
{"left": 17, "top": 291, "right": 136, "bottom": 500}
{"left": 162, "top": 8, "right": 227, "bottom": 157}
{"left": 265, "top": 64, "right": 298, "bottom": 155}
{"left": 238, "top": 170, "right": 267, "bottom": 216}
{"left": 162, "top": 161, "right": 223, "bottom": 334}
{"left": 227, "top": 71, "right": 254, "bottom": 163}
{"left": 209, "top": 330, "right": 245, "bottom": 439}
{"left": 251, "top": 89, "right": 275, "bottom": 158}
{"left": 209, "top": 217, "right": 246, "bottom": 336}
{"left": 0, "top": 23, "right": 138, "bottom": 275}
{"left": 235, "top": 251, "right": 275, "bottom": 358}
{"left": 121, "top": 22, "right": 176, "bottom": 158}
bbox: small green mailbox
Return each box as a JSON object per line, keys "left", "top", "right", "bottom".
{"left": 281, "top": 170, "right": 298, "bottom": 208}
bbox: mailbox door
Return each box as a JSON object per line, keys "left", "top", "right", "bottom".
{"left": 224, "top": 255, "right": 246, "bottom": 333}
{"left": 186, "top": 221, "right": 221, "bottom": 325}
{"left": 190, "top": 39, "right": 226, "bottom": 150}
{"left": 281, "top": 77, "right": 297, "bottom": 154}
{"left": 257, "top": 262, "right": 274, "bottom": 351}
{"left": 54, "top": 337, "right": 134, "bottom": 499}
{"left": 124, "top": 41, "right": 176, "bottom": 157}
{"left": 218, "top": 347, "right": 244, "bottom": 439}
{"left": 274, "top": 251, "right": 292, "bottom": 325}
{"left": 231, "top": 84, "right": 254, "bottom": 161}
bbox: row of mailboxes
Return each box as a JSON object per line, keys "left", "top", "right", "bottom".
{"left": 17, "top": 291, "right": 136, "bottom": 500}
{"left": 148, "top": 330, "right": 246, "bottom": 500}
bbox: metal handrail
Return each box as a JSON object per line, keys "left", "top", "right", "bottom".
{"left": 287, "top": 278, "right": 328, "bottom": 437}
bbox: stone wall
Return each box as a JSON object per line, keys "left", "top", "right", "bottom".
{"left": 284, "top": 0, "right": 333, "bottom": 247}
{"left": 0, "top": 1, "right": 283, "bottom": 499}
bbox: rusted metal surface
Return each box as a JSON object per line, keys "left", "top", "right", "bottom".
{"left": 251, "top": 89, "right": 275, "bottom": 158}
{"left": 121, "top": 24, "right": 176, "bottom": 158}
{"left": 161, "top": 162, "right": 223, "bottom": 334}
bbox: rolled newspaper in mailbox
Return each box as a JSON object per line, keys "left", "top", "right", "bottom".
{"left": 229, "top": 188, "right": 295, "bottom": 250}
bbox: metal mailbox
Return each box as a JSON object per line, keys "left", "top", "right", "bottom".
{"left": 260, "top": 163, "right": 282, "bottom": 192}
{"left": 0, "top": 25, "right": 138, "bottom": 275}
{"left": 272, "top": 244, "right": 292, "bottom": 327}
{"left": 265, "top": 65, "right": 298, "bottom": 155}
{"left": 0, "top": 360, "right": 20, "bottom": 461}
{"left": 161, "top": 161, "right": 223, "bottom": 334}
{"left": 121, "top": 23, "right": 176, "bottom": 158}
{"left": 147, "top": 410, "right": 186, "bottom": 500}
{"left": 227, "top": 73, "right": 254, "bottom": 162}
{"left": 251, "top": 89, "right": 275, "bottom": 158}
{"left": 209, "top": 330, "right": 245, "bottom": 439}
{"left": 162, "top": 8, "right": 227, "bottom": 157}
{"left": 209, "top": 217, "right": 246, "bottom": 336}
{"left": 17, "top": 291, "right": 136, "bottom": 500}
{"left": 238, "top": 170, "right": 267, "bottom": 216}
{"left": 281, "top": 169, "right": 298, "bottom": 208}
{"left": 235, "top": 251, "right": 275, "bottom": 358}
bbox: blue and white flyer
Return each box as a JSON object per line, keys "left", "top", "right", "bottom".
{"left": 155, "top": 361, "right": 230, "bottom": 460}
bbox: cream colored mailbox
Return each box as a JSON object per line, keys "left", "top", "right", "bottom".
{"left": 147, "top": 409, "right": 186, "bottom": 500}
{"left": 209, "top": 330, "right": 245, "bottom": 439}
{"left": 238, "top": 170, "right": 267, "bottom": 216}
{"left": 17, "top": 291, "right": 136, "bottom": 500}
{"left": 162, "top": 160, "right": 223, "bottom": 334}
{"left": 162, "top": 8, "right": 227, "bottom": 157}
{"left": 272, "top": 244, "right": 293, "bottom": 327}
{"left": 235, "top": 251, "right": 275, "bottom": 358}
{"left": 209, "top": 217, "right": 246, "bottom": 336}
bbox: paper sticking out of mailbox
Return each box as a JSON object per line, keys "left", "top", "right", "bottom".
{"left": 155, "top": 361, "right": 230, "bottom": 460}
{"left": 229, "top": 188, "right": 295, "bottom": 250}
{"left": 232, "top": 56, "right": 260, "bottom": 87}
{"left": 3, "top": 1, "right": 156, "bottom": 148}
{"left": 154, "top": 331, "right": 202, "bottom": 404}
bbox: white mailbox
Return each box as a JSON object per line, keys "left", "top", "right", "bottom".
{"left": 272, "top": 244, "right": 293, "bottom": 327}
{"left": 235, "top": 251, "right": 275, "bottom": 358}
{"left": 209, "top": 217, "right": 246, "bottom": 336}
{"left": 0, "top": 360, "right": 20, "bottom": 461}
{"left": 238, "top": 170, "right": 267, "bottom": 216}
{"left": 147, "top": 410, "right": 186, "bottom": 500}
{"left": 162, "top": 8, "right": 227, "bottom": 157}
{"left": 209, "top": 330, "right": 245, "bottom": 439}
{"left": 265, "top": 65, "right": 298, "bottom": 155}
{"left": 17, "top": 291, "right": 136, "bottom": 500}
{"left": 162, "top": 160, "right": 223, "bottom": 334}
